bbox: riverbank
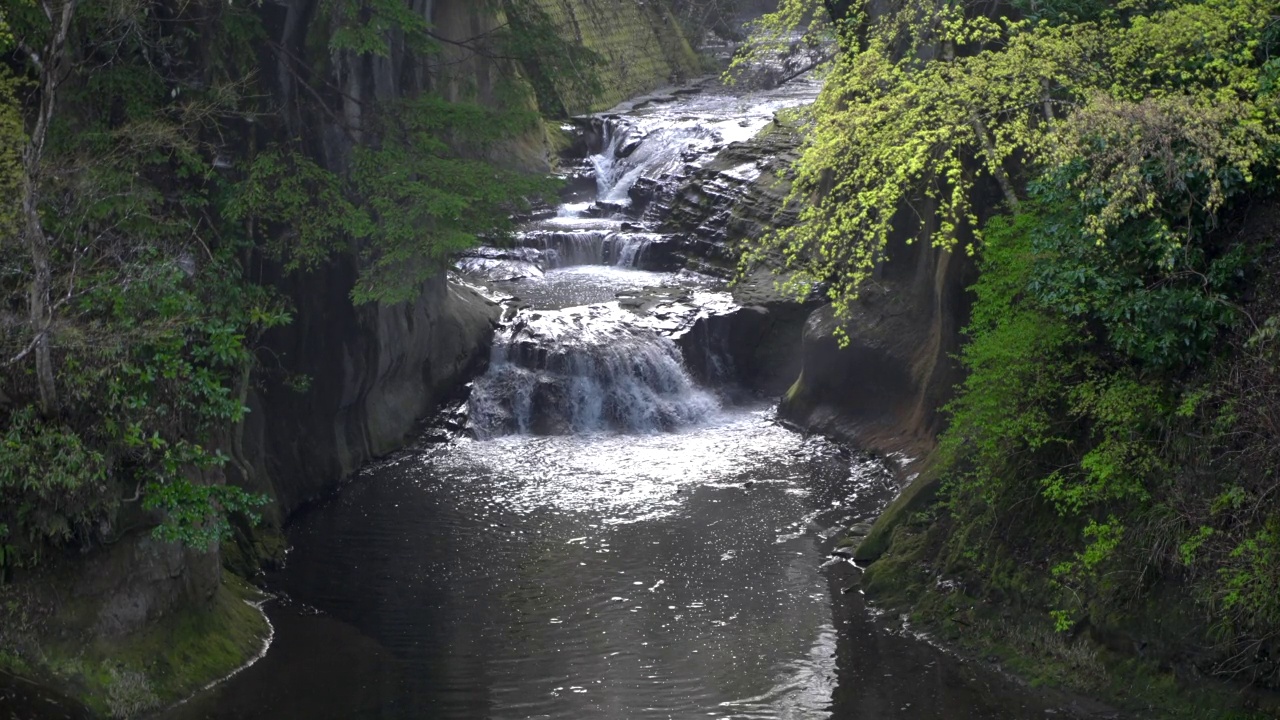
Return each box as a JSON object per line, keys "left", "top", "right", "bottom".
{"left": 0, "top": 574, "right": 268, "bottom": 718}
{"left": 150, "top": 66, "right": 1117, "bottom": 719}
{"left": 0, "top": 1, "right": 716, "bottom": 714}
{"left": 843, "top": 504, "right": 1280, "bottom": 720}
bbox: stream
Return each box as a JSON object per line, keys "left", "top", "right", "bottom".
{"left": 167, "top": 77, "right": 1093, "bottom": 720}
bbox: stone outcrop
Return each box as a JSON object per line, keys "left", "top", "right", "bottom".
{"left": 6, "top": 525, "right": 221, "bottom": 645}
{"left": 659, "top": 121, "right": 807, "bottom": 275}
{"left": 773, "top": 207, "right": 976, "bottom": 563}
{"left": 231, "top": 274, "right": 499, "bottom": 517}
{"left": 652, "top": 117, "right": 818, "bottom": 396}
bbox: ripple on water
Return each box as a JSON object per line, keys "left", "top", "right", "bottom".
{"left": 213, "top": 406, "right": 895, "bottom": 720}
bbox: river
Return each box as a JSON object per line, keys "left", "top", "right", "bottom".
{"left": 166, "top": 76, "right": 1094, "bottom": 720}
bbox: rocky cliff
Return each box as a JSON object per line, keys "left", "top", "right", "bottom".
{"left": 531, "top": 0, "right": 703, "bottom": 112}
{"left": 778, "top": 223, "right": 974, "bottom": 461}
{"left": 235, "top": 0, "right": 703, "bottom": 520}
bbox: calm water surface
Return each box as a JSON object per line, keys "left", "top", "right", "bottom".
{"left": 169, "top": 408, "right": 1090, "bottom": 720}
{"left": 173, "top": 408, "right": 899, "bottom": 719}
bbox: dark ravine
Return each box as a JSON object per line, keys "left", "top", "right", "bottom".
{"left": 0, "top": 1, "right": 705, "bottom": 715}
{"left": 159, "top": 66, "right": 1111, "bottom": 720}
{"left": 2, "top": 4, "right": 1170, "bottom": 719}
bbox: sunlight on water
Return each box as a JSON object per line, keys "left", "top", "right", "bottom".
{"left": 285, "top": 405, "right": 895, "bottom": 720}
{"left": 166, "top": 70, "right": 1075, "bottom": 720}
{"left": 482, "top": 266, "right": 705, "bottom": 309}
{"left": 592, "top": 79, "right": 821, "bottom": 205}
{"left": 437, "top": 408, "right": 866, "bottom": 523}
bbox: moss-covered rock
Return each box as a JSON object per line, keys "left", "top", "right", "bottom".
{"left": 2, "top": 572, "right": 268, "bottom": 717}
{"left": 858, "top": 500, "right": 1280, "bottom": 720}
{"left": 854, "top": 461, "right": 942, "bottom": 562}
{"left": 531, "top": 0, "right": 702, "bottom": 113}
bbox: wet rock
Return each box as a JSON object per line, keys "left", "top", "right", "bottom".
{"left": 847, "top": 522, "right": 874, "bottom": 536}
{"left": 595, "top": 200, "right": 627, "bottom": 216}
{"left": 529, "top": 380, "right": 573, "bottom": 435}
{"left": 502, "top": 304, "right": 525, "bottom": 323}
{"left": 628, "top": 177, "right": 662, "bottom": 211}
{"left": 617, "top": 135, "right": 645, "bottom": 159}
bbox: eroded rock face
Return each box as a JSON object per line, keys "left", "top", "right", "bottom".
{"left": 779, "top": 228, "right": 975, "bottom": 459}
{"left": 658, "top": 122, "right": 807, "bottom": 270}
{"left": 676, "top": 299, "right": 812, "bottom": 396}
{"left": 652, "top": 119, "right": 818, "bottom": 395}
{"left": 237, "top": 0, "right": 705, "bottom": 515}
{"left": 234, "top": 273, "right": 499, "bottom": 516}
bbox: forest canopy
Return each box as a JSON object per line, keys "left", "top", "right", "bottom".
{"left": 739, "top": 0, "right": 1278, "bottom": 335}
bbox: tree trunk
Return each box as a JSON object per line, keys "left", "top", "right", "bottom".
{"left": 22, "top": 175, "right": 56, "bottom": 415}
{"left": 20, "top": 0, "right": 79, "bottom": 415}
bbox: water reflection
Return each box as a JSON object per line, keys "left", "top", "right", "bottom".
{"left": 171, "top": 407, "right": 895, "bottom": 720}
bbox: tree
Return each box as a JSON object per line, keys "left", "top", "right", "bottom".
{"left": 9, "top": 0, "right": 75, "bottom": 416}
{"left": 0, "top": 0, "right": 281, "bottom": 563}
{"left": 744, "top": 0, "right": 1280, "bottom": 680}
{"left": 0, "top": 0, "right": 591, "bottom": 569}
{"left": 737, "top": 0, "right": 1276, "bottom": 340}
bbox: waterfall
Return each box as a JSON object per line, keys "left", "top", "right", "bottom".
{"left": 468, "top": 307, "right": 720, "bottom": 437}
{"left": 589, "top": 119, "right": 635, "bottom": 203}
{"left": 588, "top": 116, "right": 722, "bottom": 206}
{"left": 517, "top": 230, "right": 662, "bottom": 268}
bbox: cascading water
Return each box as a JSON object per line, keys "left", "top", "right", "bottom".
{"left": 468, "top": 306, "right": 720, "bottom": 438}
{"left": 516, "top": 230, "right": 664, "bottom": 268}
{"left": 590, "top": 116, "right": 721, "bottom": 206}
{"left": 457, "top": 85, "right": 767, "bottom": 436}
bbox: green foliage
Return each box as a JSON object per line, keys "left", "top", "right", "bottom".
{"left": 143, "top": 478, "right": 267, "bottom": 551}
{"left": 326, "top": 0, "right": 437, "bottom": 57}
{"left": 0, "top": 0, "right": 285, "bottom": 567}
{"left": 742, "top": 0, "right": 1280, "bottom": 684}
{"left": 1, "top": 0, "right": 586, "bottom": 574}
{"left": 937, "top": 185, "right": 1269, "bottom": 656}
{"left": 230, "top": 94, "right": 557, "bottom": 305}
{"left": 349, "top": 94, "right": 557, "bottom": 303}
{"left": 1218, "top": 520, "right": 1280, "bottom": 630}
{"left": 738, "top": 0, "right": 1279, "bottom": 344}
{"left": 0, "top": 66, "right": 21, "bottom": 242}
{"left": 1049, "top": 608, "right": 1075, "bottom": 633}
{"left": 227, "top": 149, "right": 371, "bottom": 272}
{"left": 940, "top": 206, "right": 1085, "bottom": 515}
{"left": 0, "top": 407, "right": 109, "bottom": 564}
{"left": 726, "top": 0, "right": 841, "bottom": 81}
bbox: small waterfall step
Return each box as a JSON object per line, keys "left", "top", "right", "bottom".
{"left": 468, "top": 306, "right": 720, "bottom": 438}
{"left": 516, "top": 229, "right": 680, "bottom": 270}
